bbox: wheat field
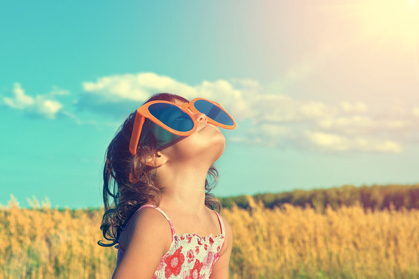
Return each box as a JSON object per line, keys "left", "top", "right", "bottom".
{"left": 1, "top": 196, "right": 419, "bottom": 279}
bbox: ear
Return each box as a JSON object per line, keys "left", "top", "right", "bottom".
{"left": 145, "top": 151, "right": 168, "bottom": 168}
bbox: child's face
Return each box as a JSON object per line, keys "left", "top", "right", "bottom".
{"left": 160, "top": 99, "right": 226, "bottom": 165}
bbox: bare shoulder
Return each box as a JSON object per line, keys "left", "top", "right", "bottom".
{"left": 132, "top": 206, "right": 171, "bottom": 230}
{"left": 122, "top": 207, "right": 172, "bottom": 252}
{"left": 113, "top": 207, "right": 172, "bottom": 279}
{"left": 219, "top": 214, "right": 233, "bottom": 255}
{"left": 209, "top": 213, "right": 233, "bottom": 279}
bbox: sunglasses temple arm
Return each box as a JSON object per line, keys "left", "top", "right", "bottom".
{"left": 129, "top": 114, "right": 145, "bottom": 155}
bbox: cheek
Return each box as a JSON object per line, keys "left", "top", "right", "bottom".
{"left": 166, "top": 129, "right": 226, "bottom": 163}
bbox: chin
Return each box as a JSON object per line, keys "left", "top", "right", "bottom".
{"left": 163, "top": 127, "right": 226, "bottom": 165}
{"left": 211, "top": 133, "right": 226, "bottom": 162}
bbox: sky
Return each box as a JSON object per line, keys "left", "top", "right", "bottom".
{"left": 1, "top": 0, "right": 419, "bottom": 208}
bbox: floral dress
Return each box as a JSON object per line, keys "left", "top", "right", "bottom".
{"left": 116, "top": 204, "right": 225, "bottom": 278}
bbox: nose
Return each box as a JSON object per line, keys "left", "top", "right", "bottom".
{"left": 196, "top": 113, "right": 208, "bottom": 122}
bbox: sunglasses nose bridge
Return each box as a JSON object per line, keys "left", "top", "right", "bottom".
{"left": 180, "top": 102, "right": 190, "bottom": 111}
{"left": 182, "top": 102, "right": 207, "bottom": 121}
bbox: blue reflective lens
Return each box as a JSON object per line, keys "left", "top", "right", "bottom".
{"left": 148, "top": 103, "right": 194, "bottom": 132}
{"left": 150, "top": 125, "right": 182, "bottom": 147}
{"left": 193, "top": 100, "right": 234, "bottom": 126}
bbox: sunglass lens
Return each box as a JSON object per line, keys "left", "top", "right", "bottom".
{"left": 193, "top": 100, "right": 234, "bottom": 126}
{"left": 148, "top": 103, "right": 194, "bottom": 132}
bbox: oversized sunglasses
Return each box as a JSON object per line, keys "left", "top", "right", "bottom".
{"left": 129, "top": 98, "right": 236, "bottom": 155}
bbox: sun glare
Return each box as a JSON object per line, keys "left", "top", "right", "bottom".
{"left": 316, "top": 0, "right": 419, "bottom": 81}
{"left": 408, "top": 0, "right": 418, "bottom": 7}
{"left": 364, "top": 0, "right": 419, "bottom": 38}
{"left": 322, "top": 0, "right": 419, "bottom": 63}
{"left": 354, "top": 0, "right": 419, "bottom": 79}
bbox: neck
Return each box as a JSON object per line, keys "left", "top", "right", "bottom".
{"left": 155, "top": 162, "right": 211, "bottom": 214}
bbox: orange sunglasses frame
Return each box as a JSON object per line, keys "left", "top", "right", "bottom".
{"left": 129, "top": 98, "right": 236, "bottom": 155}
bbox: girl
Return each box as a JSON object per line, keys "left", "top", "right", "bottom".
{"left": 99, "top": 93, "right": 236, "bottom": 278}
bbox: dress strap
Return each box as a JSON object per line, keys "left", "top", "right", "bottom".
{"left": 120, "top": 204, "right": 175, "bottom": 240}
{"left": 214, "top": 211, "right": 225, "bottom": 235}
{"left": 140, "top": 204, "right": 176, "bottom": 239}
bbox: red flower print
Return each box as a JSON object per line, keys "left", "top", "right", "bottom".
{"left": 155, "top": 258, "right": 164, "bottom": 272}
{"left": 213, "top": 252, "right": 220, "bottom": 263}
{"left": 164, "top": 247, "right": 185, "bottom": 277}
{"left": 187, "top": 249, "right": 195, "bottom": 263}
{"left": 204, "top": 251, "right": 214, "bottom": 265}
{"left": 195, "top": 245, "right": 200, "bottom": 254}
{"left": 209, "top": 237, "right": 214, "bottom": 246}
{"left": 188, "top": 259, "right": 204, "bottom": 279}
{"left": 204, "top": 244, "right": 208, "bottom": 251}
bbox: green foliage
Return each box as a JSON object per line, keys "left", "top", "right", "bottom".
{"left": 219, "top": 184, "right": 419, "bottom": 211}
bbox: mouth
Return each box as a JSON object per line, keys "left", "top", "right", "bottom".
{"left": 198, "top": 125, "right": 210, "bottom": 132}
{"left": 198, "top": 124, "right": 220, "bottom": 133}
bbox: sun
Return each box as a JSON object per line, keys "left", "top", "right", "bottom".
{"left": 360, "top": 0, "right": 419, "bottom": 41}
{"left": 318, "top": 0, "right": 419, "bottom": 74}
{"left": 321, "top": 0, "right": 419, "bottom": 47}
{"left": 408, "top": 0, "right": 418, "bottom": 7}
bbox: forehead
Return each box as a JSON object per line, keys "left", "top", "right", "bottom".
{"left": 172, "top": 98, "right": 187, "bottom": 105}
{"left": 172, "top": 98, "right": 195, "bottom": 114}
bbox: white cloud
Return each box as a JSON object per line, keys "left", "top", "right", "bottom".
{"left": 340, "top": 101, "right": 368, "bottom": 113}
{"left": 82, "top": 73, "right": 245, "bottom": 104}
{"left": 270, "top": 58, "right": 318, "bottom": 92}
{"left": 317, "top": 115, "right": 413, "bottom": 136}
{"left": 48, "top": 86, "right": 70, "bottom": 97}
{"left": 318, "top": 116, "right": 377, "bottom": 131}
{"left": 229, "top": 136, "right": 263, "bottom": 145}
{"left": 299, "top": 102, "right": 334, "bottom": 119}
{"left": 245, "top": 94, "right": 338, "bottom": 124}
{"left": 2, "top": 83, "right": 64, "bottom": 119}
{"left": 34, "top": 99, "right": 62, "bottom": 117}
{"left": 375, "top": 141, "right": 403, "bottom": 153}
{"left": 82, "top": 73, "right": 196, "bottom": 103}
{"left": 3, "top": 83, "right": 34, "bottom": 109}
{"left": 235, "top": 91, "right": 417, "bottom": 153}
{"left": 304, "top": 131, "right": 403, "bottom": 153}
{"left": 304, "top": 131, "right": 349, "bottom": 150}
{"left": 78, "top": 72, "right": 418, "bottom": 154}
{"left": 252, "top": 94, "right": 299, "bottom": 122}
{"left": 81, "top": 73, "right": 244, "bottom": 106}
{"left": 78, "top": 72, "right": 245, "bottom": 119}
{"left": 242, "top": 124, "right": 295, "bottom": 147}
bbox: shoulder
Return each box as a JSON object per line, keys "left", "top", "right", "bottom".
{"left": 208, "top": 213, "right": 233, "bottom": 278}
{"left": 113, "top": 207, "right": 173, "bottom": 278}
{"left": 132, "top": 206, "right": 170, "bottom": 229}
{"left": 120, "top": 206, "right": 172, "bottom": 254}
{"left": 218, "top": 214, "right": 233, "bottom": 256}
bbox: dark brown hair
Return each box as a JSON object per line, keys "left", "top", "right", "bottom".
{"left": 98, "top": 93, "right": 221, "bottom": 248}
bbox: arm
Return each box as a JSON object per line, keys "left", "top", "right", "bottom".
{"left": 112, "top": 208, "right": 172, "bottom": 279}
{"left": 209, "top": 216, "right": 233, "bottom": 279}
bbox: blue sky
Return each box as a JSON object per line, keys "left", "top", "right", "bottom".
{"left": 1, "top": 0, "right": 419, "bottom": 208}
